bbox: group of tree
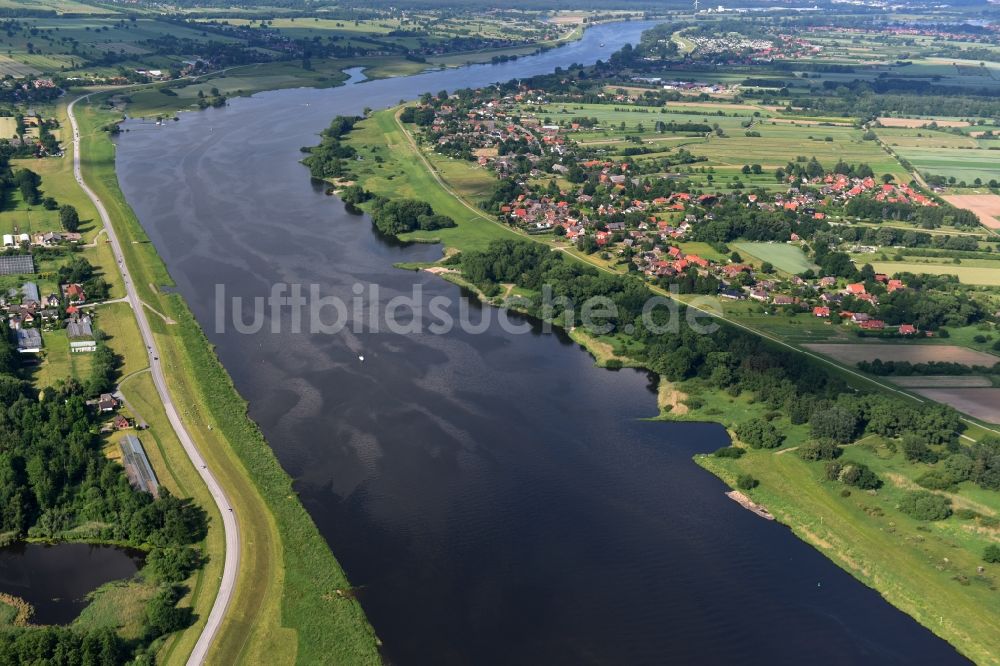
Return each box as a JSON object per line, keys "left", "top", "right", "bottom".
{"left": 301, "top": 115, "right": 360, "bottom": 180}
{"left": 858, "top": 359, "right": 999, "bottom": 377}
{"left": 845, "top": 197, "right": 980, "bottom": 229}
{"left": 60, "top": 204, "right": 80, "bottom": 232}
{"left": 369, "top": 197, "right": 456, "bottom": 236}
{"left": 825, "top": 460, "right": 882, "bottom": 490}
{"left": 57, "top": 256, "right": 110, "bottom": 301}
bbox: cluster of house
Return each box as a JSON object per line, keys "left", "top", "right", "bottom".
{"left": 782, "top": 174, "right": 937, "bottom": 208}
{"left": 3, "top": 280, "right": 92, "bottom": 353}
{"left": 809, "top": 276, "right": 915, "bottom": 334}
{"left": 630, "top": 78, "right": 738, "bottom": 95}
{"left": 413, "top": 91, "right": 932, "bottom": 339}
{"left": 688, "top": 34, "right": 820, "bottom": 61}
{"left": 93, "top": 392, "right": 132, "bottom": 431}
{"left": 501, "top": 188, "right": 708, "bottom": 242}
{"left": 2, "top": 230, "right": 83, "bottom": 248}
{"left": 429, "top": 96, "right": 559, "bottom": 169}
{"left": 635, "top": 243, "right": 921, "bottom": 335}
{"left": 134, "top": 68, "right": 166, "bottom": 79}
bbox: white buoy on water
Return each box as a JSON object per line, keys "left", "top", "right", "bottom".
{"left": 358, "top": 355, "right": 365, "bottom": 362}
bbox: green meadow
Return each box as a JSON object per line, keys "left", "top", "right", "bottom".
{"left": 735, "top": 241, "right": 819, "bottom": 274}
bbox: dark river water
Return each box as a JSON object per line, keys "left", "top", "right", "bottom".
{"left": 0, "top": 543, "right": 143, "bottom": 625}
{"left": 113, "top": 21, "right": 965, "bottom": 665}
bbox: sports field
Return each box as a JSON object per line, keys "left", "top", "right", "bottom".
{"left": 734, "top": 241, "right": 818, "bottom": 274}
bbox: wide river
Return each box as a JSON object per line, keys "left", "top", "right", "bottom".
{"left": 115, "top": 21, "right": 965, "bottom": 664}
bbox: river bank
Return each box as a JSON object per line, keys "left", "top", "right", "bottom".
{"left": 106, "top": 18, "right": 976, "bottom": 664}
{"left": 72, "top": 96, "right": 380, "bottom": 664}
{"left": 328, "top": 100, "right": 998, "bottom": 664}
{"left": 69, "top": 20, "right": 657, "bottom": 664}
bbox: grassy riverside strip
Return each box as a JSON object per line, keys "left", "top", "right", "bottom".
{"left": 74, "top": 95, "right": 379, "bottom": 664}
{"left": 337, "top": 106, "right": 1000, "bottom": 664}
{"left": 113, "top": 370, "right": 226, "bottom": 663}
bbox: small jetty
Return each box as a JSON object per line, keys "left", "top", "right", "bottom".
{"left": 725, "top": 490, "right": 774, "bottom": 520}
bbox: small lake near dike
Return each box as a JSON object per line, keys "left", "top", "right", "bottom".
{"left": 0, "top": 543, "right": 144, "bottom": 625}
{"left": 114, "top": 20, "right": 967, "bottom": 664}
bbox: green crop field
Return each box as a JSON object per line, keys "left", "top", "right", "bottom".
{"left": 0, "top": 0, "right": 116, "bottom": 13}
{"left": 902, "top": 149, "right": 999, "bottom": 183}
{"left": 878, "top": 127, "right": 980, "bottom": 150}
{"left": 735, "top": 241, "right": 818, "bottom": 274}
{"left": 0, "top": 117, "right": 18, "bottom": 139}
{"left": 528, "top": 101, "right": 904, "bottom": 182}
{"left": 0, "top": 55, "right": 39, "bottom": 77}
{"left": 676, "top": 241, "right": 728, "bottom": 262}
{"left": 869, "top": 261, "right": 1000, "bottom": 286}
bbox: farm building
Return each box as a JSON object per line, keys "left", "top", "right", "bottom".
{"left": 98, "top": 393, "right": 117, "bottom": 412}
{"left": 67, "top": 316, "right": 96, "bottom": 353}
{"left": 120, "top": 435, "right": 160, "bottom": 497}
{"left": 3, "top": 233, "right": 29, "bottom": 247}
{"left": 15, "top": 328, "right": 41, "bottom": 353}
{"left": 22, "top": 282, "right": 40, "bottom": 304}
{"left": 0, "top": 255, "right": 34, "bottom": 276}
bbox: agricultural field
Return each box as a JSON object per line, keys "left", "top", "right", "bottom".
{"left": 943, "top": 194, "right": 1000, "bottom": 230}
{"left": 0, "top": 191, "right": 62, "bottom": 237}
{"left": 0, "top": 117, "right": 19, "bottom": 139}
{"left": 27, "top": 328, "right": 89, "bottom": 389}
{"left": 878, "top": 117, "right": 972, "bottom": 129}
{"left": 0, "top": 55, "right": 40, "bottom": 78}
{"left": 911, "top": 388, "right": 1000, "bottom": 424}
{"left": 888, "top": 376, "right": 995, "bottom": 388}
{"left": 528, "top": 101, "right": 906, "bottom": 186}
{"left": 734, "top": 241, "right": 818, "bottom": 274}
{"left": 874, "top": 122, "right": 1000, "bottom": 185}
{"left": 675, "top": 241, "right": 727, "bottom": 262}
{"left": 877, "top": 126, "right": 980, "bottom": 150}
{"left": 0, "top": 0, "right": 117, "bottom": 13}
{"left": 803, "top": 343, "right": 999, "bottom": 366}
{"left": 894, "top": 147, "right": 1000, "bottom": 185}
{"left": 867, "top": 261, "right": 1000, "bottom": 286}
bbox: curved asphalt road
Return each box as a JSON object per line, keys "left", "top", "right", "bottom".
{"left": 67, "top": 94, "right": 240, "bottom": 665}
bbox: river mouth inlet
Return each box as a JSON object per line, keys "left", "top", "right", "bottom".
{"left": 113, "top": 21, "right": 966, "bottom": 665}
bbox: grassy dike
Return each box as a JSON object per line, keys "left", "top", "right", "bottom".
{"left": 342, "top": 107, "right": 1000, "bottom": 665}
{"left": 73, "top": 95, "right": 379, "bottom": 664}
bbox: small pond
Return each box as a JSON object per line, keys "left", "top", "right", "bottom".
{"left": 0, "top": 542, "right": 145, "bottom": 625}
